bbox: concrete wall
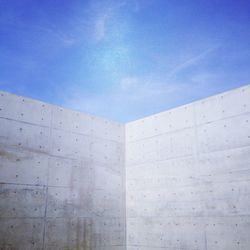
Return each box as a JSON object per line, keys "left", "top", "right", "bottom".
{"left": 1, "top": 84, "right": 250, "bottom": 250}
{"left": 126, "top": 84, "right": 250, "bottom": 250}
{"left": 0, "top": 91, "right": 126, "bottom": 250}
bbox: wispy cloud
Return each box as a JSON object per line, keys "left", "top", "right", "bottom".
{"left": 63, "top": 81, "right": 216, "bottom": 123}
{"left": 93, "top": 12, "right": 111, "bottom": 42}
{"left": 2, "top": 0, "right": 247, "bottom": 122}
{"left": 120, "top": 76, "right": 139, "bottom": 90}
{"left": 0, "top": 12, "right": 76, "bottom": 48}
{"left": 167, "top": 46, "right": 219, "bottom": 77}
{"left": 51, "top": 42, "right": 222, "bottom": 122}
{"left": 25, "top": 23, "right": 76, "bottom": 48}
{"left": 60, "top": 74, "right": 187, "bottom": 122}
{"left": 131, "top": 0, "right": 154, "bottom": 12}
{"left": 90, "top": 0, "right": 129, "bottom": 43}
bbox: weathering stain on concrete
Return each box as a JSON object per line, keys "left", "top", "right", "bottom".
{"left": 1, "top": 85, "right": 250, "bottom": 249}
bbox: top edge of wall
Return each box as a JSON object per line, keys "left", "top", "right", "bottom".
{"left": 1, "top": 83, "right": 249, "bottom": 126}
{"left": 0, "top": 89, "right": 124, "bottom": 126}
{"left": 126, "top": 83, "right": 250, "bottom": 125}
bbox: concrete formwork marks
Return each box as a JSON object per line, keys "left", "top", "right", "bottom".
{"left": 1, "top": 84, "right": 250, "bottom": 250}
{"left": 0, "top": 91, "right": 126, "bottom": 250}
{"left": 125, "top": 84, "right": 250, "bottom": 250}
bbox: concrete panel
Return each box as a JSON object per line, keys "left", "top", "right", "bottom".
{"left": 45, "top": 217, "right": 93, "bottom": 250}
{"left": 0, "top": 218, "right": 44, "bottom": 250}
{"left": 0, "top": 184, "right": 46, "bottom": 218}
{"left": 0, "top": 146, "right": 49, "bottom": 186}
{"left": 197, "top": 113, "right": 250, "bottom": 153}
{"left": 0, "top": 118, "right": 50, "bottom": 153}
{"left": 126, "top": 104, "right": 194, "bottom": 142}
{"left": 0, "top": 91, "right": 52, "bottom": 127}
{"left": 195, "top": 85, "right": 250, "bottom": 125}
{"left": 47, "top": 186, "right": 92, "bottom": 217}
{"left": 91, "top": 116, "right": 124, "bottom": 142}
{"left": 91, "top": 138, "right": 123, "bottom": 164}
{"left": 51, "top": 106, "right": 92, "bottom": 135}
{"left": 127, "top": 181, "right": 250, "bottom": 217}
{"left": 45, "top": 217, "right": 125, "bottom": 250}
{"left": 91, "top": 217, "right": 126, "bottom": 247}
{"left": 126, "top": 140, "right": 144, "bottom": 165}
{"left": 92, "top": 189, "right": 124, "bottom": 217}
{"left": 205, "top": 217, "right": 250, "bottom": 250}
{"left": 158, "top": 128, "right": 195, "bottom": 160}
{"left": 93, "top": 165, "right": 123, "bottom": 192}
{"left": 48, "top": 156, "right": 93, "bottom": 189}
{"left": 126, "top": 146, "right": 250, "bottom": 191}
{"left": 50, "top": 128, "right": 91, "bottom": 160}
{"left": 127, "top": 217, "right": 205, "bottom": 249}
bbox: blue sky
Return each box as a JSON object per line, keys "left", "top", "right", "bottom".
{"left": 0, "top": 0, "right": 250, "bottom": 122}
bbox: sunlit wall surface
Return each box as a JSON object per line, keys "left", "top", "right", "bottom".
{"left": 126, "top": 84, "right": 250, "bottom": 250}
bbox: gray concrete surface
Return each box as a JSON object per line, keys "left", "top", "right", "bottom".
{"left": 126, "top": 84, "right": 250, "bottom": 250}
{"left": 0, "top": 84, "right": 250, "bottom": 249}
{"left": 0, "top": 91, "right": 126, "bottom": 250}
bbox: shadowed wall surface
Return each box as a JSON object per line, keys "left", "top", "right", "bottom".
{"left": 0, "top": 84, "right": 250, "bottom": 250}
{"left": 0, "top": 91, "right": 126, "bottom": 250}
